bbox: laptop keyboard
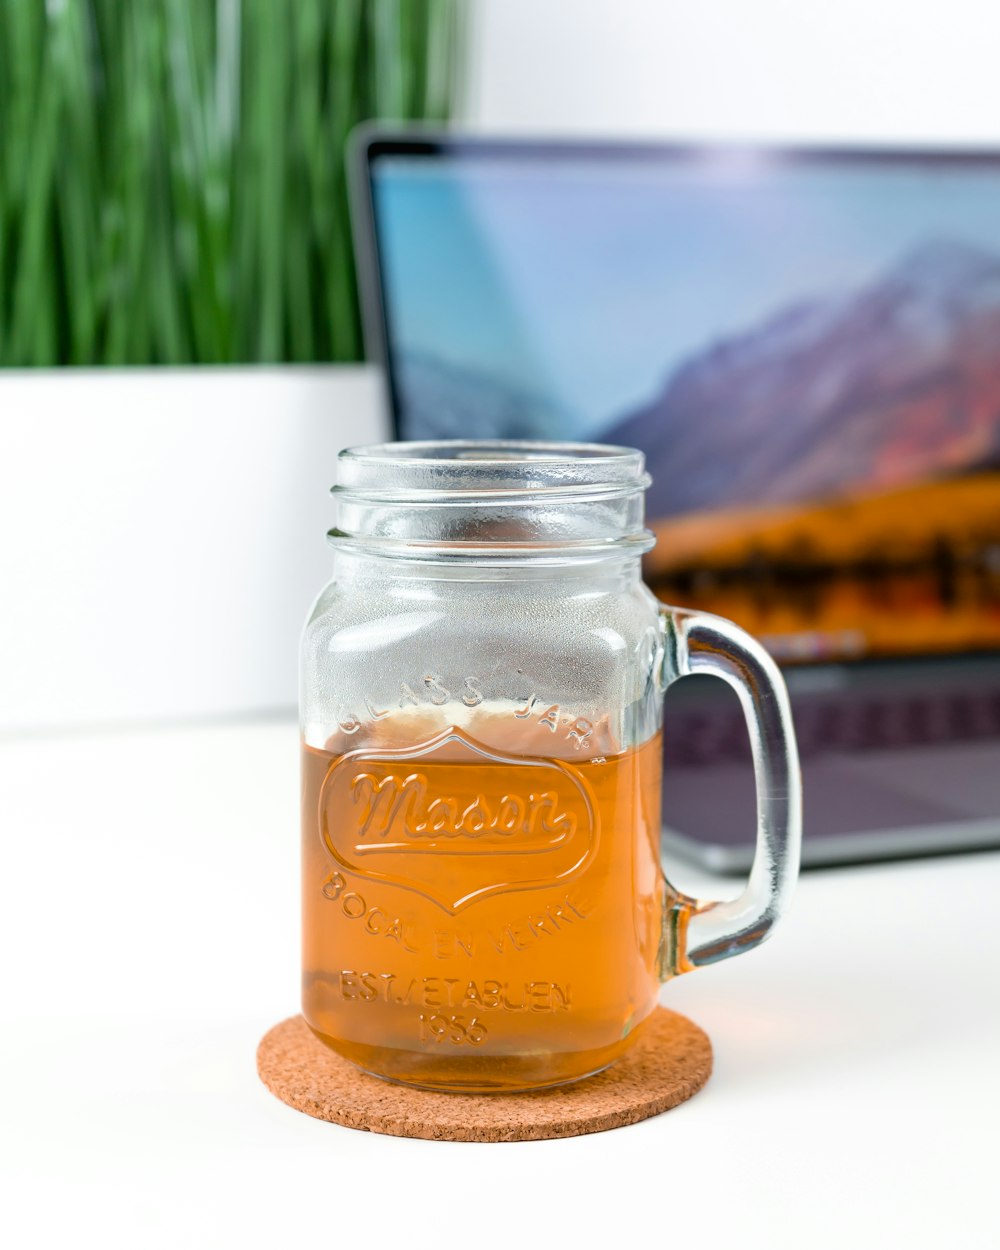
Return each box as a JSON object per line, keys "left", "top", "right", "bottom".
{"left": 665, "top": 686, "right": 1000, "bottom": 767}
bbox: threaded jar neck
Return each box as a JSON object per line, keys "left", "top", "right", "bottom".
{"left": 329, "top": 440, "right": 654, "bottom": 566}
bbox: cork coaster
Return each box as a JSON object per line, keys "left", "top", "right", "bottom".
{"left": 257, "top": 1008, "right": 712, "bottom": 1142}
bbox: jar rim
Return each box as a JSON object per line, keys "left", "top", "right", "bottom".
{"left": 336, "top": 439, "right": 649, "bottom": 498}
{"left": 340, "top": 439, "right": 644, "bottom": 466}
{"left": 331, "top": 439, "right": 653, "bottom": 564}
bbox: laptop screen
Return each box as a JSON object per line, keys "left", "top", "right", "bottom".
{"left": 366, "top": 142, "right": 1000, "bottom": 665}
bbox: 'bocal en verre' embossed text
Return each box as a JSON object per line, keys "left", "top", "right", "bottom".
{"left": 318, "top": 727, "right": 599, "bottom": 914}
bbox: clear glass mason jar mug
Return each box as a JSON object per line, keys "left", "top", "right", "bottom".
{"left": 301, "top": 442, "right": 802, "bottom": 1092}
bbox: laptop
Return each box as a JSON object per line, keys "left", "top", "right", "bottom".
{"left": 350, "top": 132, "right": 1000, "bottom": 871}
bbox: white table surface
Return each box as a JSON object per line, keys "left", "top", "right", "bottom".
{"left": 2, "top": 718, "right": 998, "bottom": 1249}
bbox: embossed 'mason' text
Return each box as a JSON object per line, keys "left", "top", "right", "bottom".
{"left": 319, "top": 727, "right": 599, "bottom": 913}
{"left": 351, "top": 771, "right": 576, "bottom": 842}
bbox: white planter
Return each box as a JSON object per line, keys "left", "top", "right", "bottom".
{"left": 0, "top": 366, "right": 388, "bottom": 731}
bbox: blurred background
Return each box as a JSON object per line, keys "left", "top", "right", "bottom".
{"left": 5, "top": 0, "right": 1000, "bottom": 733}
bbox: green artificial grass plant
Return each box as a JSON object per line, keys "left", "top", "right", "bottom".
{"left": 0, "top": 0, "right": 464, "bottom": 366}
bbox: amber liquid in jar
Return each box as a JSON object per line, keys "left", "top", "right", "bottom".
{"left": 301, "top": 722, "right": 665, "bottom": 1091}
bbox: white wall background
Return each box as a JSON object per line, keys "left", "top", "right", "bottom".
{"left": 0, "top": 370, "right": 387, "bottom": 731}
{"left": 467, "top": 0, "right": 1000, "bottom": 144}
{"left": 5, "top": 0, "right": 1000, "bottom": 732}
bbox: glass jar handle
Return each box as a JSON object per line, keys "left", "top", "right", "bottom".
{"left": 659, "top": 605, "right": 802, "bottom": 975}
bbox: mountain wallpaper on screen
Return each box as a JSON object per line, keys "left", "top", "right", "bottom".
{"left": 397, "top": 350, "right": 572, "bottom": 441}
{"left": 605, "top": 238, "right": 1000, "bottom": 520}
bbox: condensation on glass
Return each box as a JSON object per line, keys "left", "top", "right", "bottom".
{"left": 300, "top": 441, "right": 802, "bottom": 1092}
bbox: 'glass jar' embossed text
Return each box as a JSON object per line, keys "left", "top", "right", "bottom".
{"left": 300, "top": 441, "right": 801, "bottom": 1091}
